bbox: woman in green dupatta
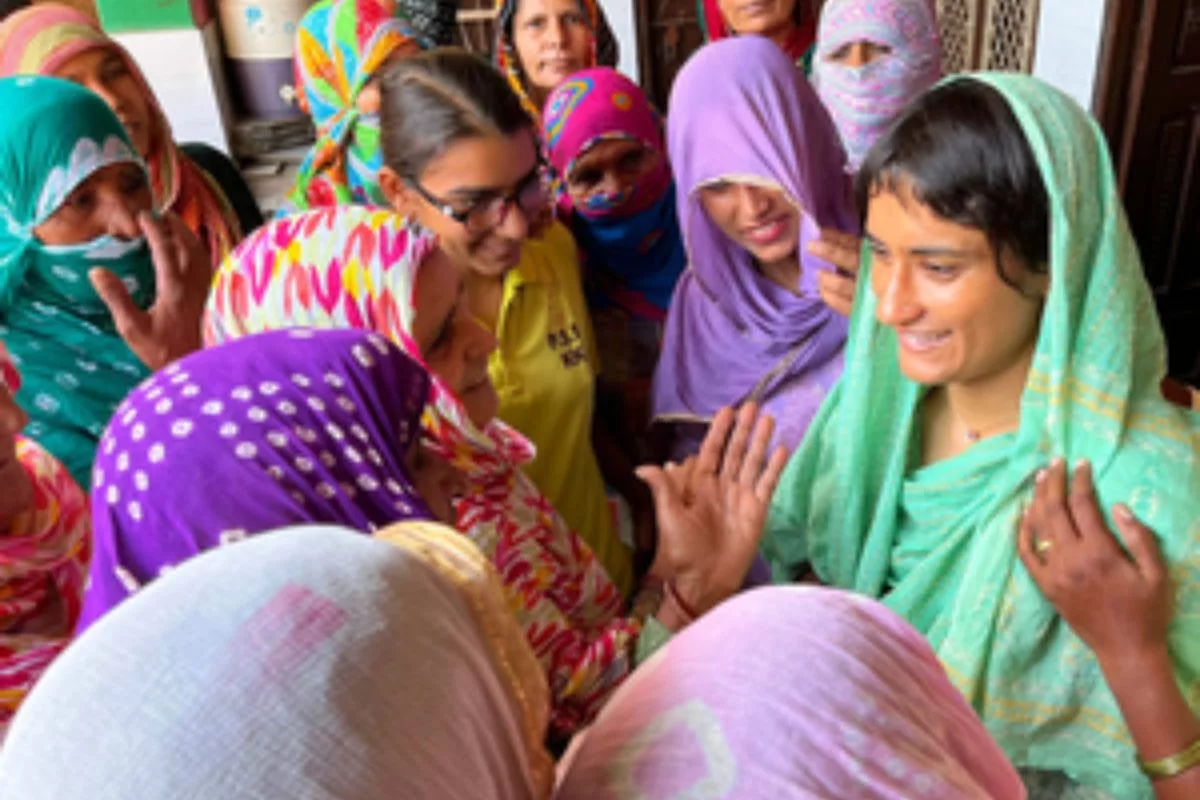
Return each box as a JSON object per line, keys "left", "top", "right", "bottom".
{"left": 0, "top": 76, "right": 210, "bottom": 489}
{"left": 761, "top": 74, "right": 1200, "bottom": 798}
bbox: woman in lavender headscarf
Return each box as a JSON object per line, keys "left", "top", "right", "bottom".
{"left": 652, "top": 37, "right": 860, "bottom": 461}
{"left": 77, "top": 327, "right": 465, "bottom": 632}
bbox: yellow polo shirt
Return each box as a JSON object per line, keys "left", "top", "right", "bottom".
{"left": 489, "top": 221, "right": 633, "bottom": 597}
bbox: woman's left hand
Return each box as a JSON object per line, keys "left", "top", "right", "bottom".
{"left": 90, "top": 212, "right": 212, "bottom": 371}
{"left": 808, "top": 228, "right": 860, "bottom": 316}
{"left": 638, "top": 404, "right": 789, "bottom": 617}
{"left": 1017, "top": 458, "right": 1172, "bottom": 669}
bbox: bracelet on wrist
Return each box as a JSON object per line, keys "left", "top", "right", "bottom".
{"left": 1140, "top": 736, "right": 1200, "bottom": 780}
{"left": 663, "top": 581, "right": 699, "bottom": 627}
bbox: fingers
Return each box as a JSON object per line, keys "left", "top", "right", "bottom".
{"left": 1017, "top": 503, "right": 1049, "bottom": 581}
{"left": 721, "top": 403, "right": 758, "bottom": 482}
{"left": 1067, "top": 461, "right": 1113, "bottom": 551}
{"left": 807, "top": 229, "right": 861, "bottom": 276}
{"left": 696, "top": 407, "right": 734, "bottom": 478}
{"left": 754, "top": 445, "right": 790, "bottom": 503}
{"left": 1040, "top": 457, "right": 1081, "bottom": 543}
{"left": 738, "top": 409, "right": 775, "bottom": 487}
{"left": 140, "top": 213, "right": 181, "bottom": 297}
{"left": 1114, "top": 503, "right": 1166, "bottom": 583}
{"left": 89, "top": 268, "right": 146, "bottom": 341}
{"left": 817, "top": 270, "right": 855, "bottom": 316}
{"left": 636, "top": 465, "right": 678, "bottom": 509}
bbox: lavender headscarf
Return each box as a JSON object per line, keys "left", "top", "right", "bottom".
{"left": 813, "top": 0, "right": 943, "bottom": 172}
{"left": 652, "top": 37, "right": 856, "bottom": 454}
{"left": 78, "top": 328, "right": 434, "bottom": 633}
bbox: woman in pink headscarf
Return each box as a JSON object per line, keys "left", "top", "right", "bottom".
{"left": 557, "top": 585, "right": 1027, "bottom": 799}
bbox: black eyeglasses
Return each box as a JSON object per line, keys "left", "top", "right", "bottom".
{"left": 406, "top": 163, "right": 554, "bottom": 235}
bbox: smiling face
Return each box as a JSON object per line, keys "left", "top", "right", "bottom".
{"left": 54, "top": 47, "right": 154, "bottom": 158}
{"left": 866, "top": 182, "right": 1046, "bottom": 389}
{"left": 511, "top": 0, "right": 594, "bottom": 101}
{"left": 410, "top": 247, "right": 500, "bottom": 427}
{"left": 716, "top": 0, "right": 797, "bottom": 39}
{"left": 382, "top": 130, "right": 545, "bottom": 278}
{"left": 697, "top": 178, "right": 801, "bottom": 267}
{"left": 32, "top": 162, "right": 153, "bottom": 246}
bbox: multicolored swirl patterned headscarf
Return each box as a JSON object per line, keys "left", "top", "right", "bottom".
{"left": 812, "top": 0, "right": 942, "bottom": 171}
{"left": 289, "top": 0, "right": 432, "bottom": 211}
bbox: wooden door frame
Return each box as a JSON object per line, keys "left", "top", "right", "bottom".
{"left": 1091, "top": 0, "right": 1154, "bottom": 186}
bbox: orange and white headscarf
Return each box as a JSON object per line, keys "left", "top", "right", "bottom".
{"left": 0, "top": 4, "right": 241, "bottom": 266}
{"left": 0, "top": 341, "right": 90, "bottom": 734}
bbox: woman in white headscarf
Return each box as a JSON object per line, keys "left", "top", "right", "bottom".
{"left": 0, "top": 522, "right": 554, "bottom": 800}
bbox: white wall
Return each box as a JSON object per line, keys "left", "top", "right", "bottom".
{"left": 1032, "top": 0, "right": 1108, "bottom": 110}
{"left": 599, "top": 0, "right": 641, "bottom": 82}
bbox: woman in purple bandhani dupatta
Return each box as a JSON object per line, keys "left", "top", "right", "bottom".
{"left": 652, "top": 37, "right": 859, "bottom": 461}
{"left": 77, "top": 327, "right": 463, "bottom": 632}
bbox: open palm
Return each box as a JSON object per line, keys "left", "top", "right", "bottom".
{"left": 639, "top": 404, "right": 789, "bottom": 617}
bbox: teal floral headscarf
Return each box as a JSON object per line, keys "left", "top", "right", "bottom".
{"left": 0, "top": 76, "right": 155, "bottom": 490}
{"left": 764, "top": 73, "right": 1200, "bottom": 798}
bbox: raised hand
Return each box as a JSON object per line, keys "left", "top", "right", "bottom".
{"left": 89, "top": 212, "right": 211, "bottom": 371}
{"left": 1017, "top": 458, "right": 1171, "bottom": 667}
{"left": 639, "top": 403, "right": 789, "bottom": 623}
{"left": 808, "top": 227, "right": 860, "bottom": 316}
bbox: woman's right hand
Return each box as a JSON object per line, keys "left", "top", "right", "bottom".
{"left": 638, "top": 404, "right": 789, "bottom": 620}
{"left": 89, "top": 212, "right": 211, "bottom": 372}
{"left": 809, "top": 228, "right": 860, "bottom": 316}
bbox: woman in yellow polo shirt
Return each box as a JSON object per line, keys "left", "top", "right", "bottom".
{"left": 377, "top": 49, "right": 633, "bottom": 596}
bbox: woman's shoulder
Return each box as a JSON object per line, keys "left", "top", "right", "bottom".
{"left": 517, "top": 220, "right": 583, "bottom": 282}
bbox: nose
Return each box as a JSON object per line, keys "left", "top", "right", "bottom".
{"left": 739, "top": 185, "right": 772, "bottom": 219}
{"left": 494, "top": 199, "right": 532, "bottom": 241}
{"left": 102, "top": 189, "right": 143, "bottom": 240}
{"left": 873, "top": 261, "right": 922, "bottom": 327}
{"left": 544, "top": 16, "right": 565, "bottom": 47}
{"left": 844, "top": 41, "right": 873, "bottom": 68}
{"left": 596, "top": 171, "right": 623, "bottom": 197}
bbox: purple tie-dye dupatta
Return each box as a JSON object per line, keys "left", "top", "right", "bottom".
{"left": 78, "top": 328, "right": 433, "bottom": 632}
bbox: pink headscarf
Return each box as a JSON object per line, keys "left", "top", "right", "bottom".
{"left": 557, "top": 586, "right": 1027, "bottom": 800}
{"left": 812, "top": 0, "right": 942, "bottom": 171}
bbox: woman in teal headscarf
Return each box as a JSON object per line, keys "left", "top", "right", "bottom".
{"left": 0, "top": 76, "right": 210, "bottom": 489}
{"left": 751, "top": 74, "right": 1200, "bottom": 798}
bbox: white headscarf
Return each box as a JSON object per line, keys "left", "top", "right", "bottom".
{"left": 0, "top": 522, "right": 553, "bottom": 800}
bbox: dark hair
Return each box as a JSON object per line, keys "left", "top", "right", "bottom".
{"left": 855, "top": 79, "right": 1050, "bottom": 287}
{"left": 379, "top": 48, "right": 533, "bottom": 180}
{"left": 0, "top": 0, "right": 30, "bottom": 21}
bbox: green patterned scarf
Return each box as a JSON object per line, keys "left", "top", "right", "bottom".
{"left": 0, "top": 76, "right": 153, "bottom": 490}
{"left": 763, "top": 73, "right": 1200, "bottom": 798}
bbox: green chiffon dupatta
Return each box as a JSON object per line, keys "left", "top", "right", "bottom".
{"left": 764, "top": 73, "right": 1200, "bottom": 798}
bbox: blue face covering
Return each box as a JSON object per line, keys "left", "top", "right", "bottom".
{"left": 573, "top": 181, "right": 686, "bottom": 317}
